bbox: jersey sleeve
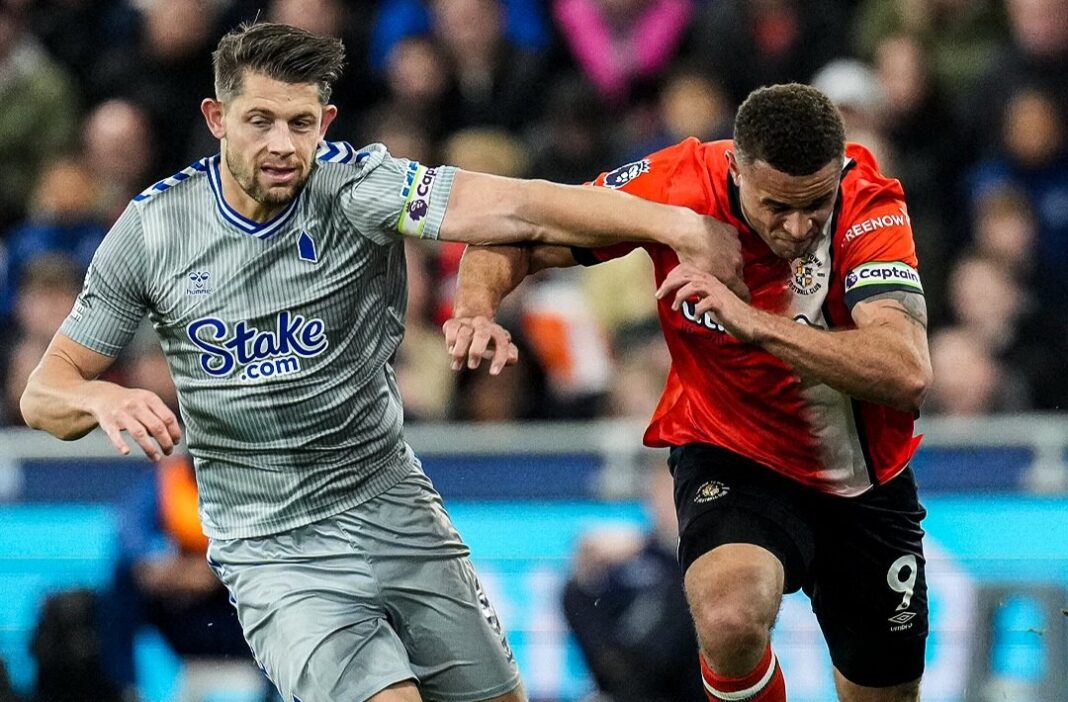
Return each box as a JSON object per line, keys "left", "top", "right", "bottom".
{"left": 59, "top": 202, "right": 149, "bottom": 357}
{"left": 838, "top": 191, "right": 924, "bottom": 310}
{"left": 339, "top": 143, "right": 457, "bottom": 246}
{"left": 572, "top": 139, "right": 713, "bottom": 267}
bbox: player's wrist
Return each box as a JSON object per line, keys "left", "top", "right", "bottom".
{"left": 451, "top": 292, "right": 502, "bottom": 321}
{"left": 663, "top": 209, "right": 703, "bottom": 252}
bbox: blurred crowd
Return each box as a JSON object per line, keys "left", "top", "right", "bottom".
{"left": 1, "top": 0, "right": 1067, "bottom": 429}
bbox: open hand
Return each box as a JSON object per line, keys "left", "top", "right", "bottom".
{"left": 442, "top": 315, "right": 519, "bottom": 375}
{"left": 84, "top": 384, "right": 181, "bottom": 461}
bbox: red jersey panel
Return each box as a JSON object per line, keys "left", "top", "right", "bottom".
{"left": 577, "top": 139, "right": 924, "bottom": 495}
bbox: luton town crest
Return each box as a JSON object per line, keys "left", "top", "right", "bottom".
{"left": 789, "top": 253, "right": 826, "bottom": 296}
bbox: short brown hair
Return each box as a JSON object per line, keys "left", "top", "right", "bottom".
{"left": 212, "top": 22, "right": 345, "bottom": 104}
{"left": 734, "top": 83, "right": 845, "bottom": 176}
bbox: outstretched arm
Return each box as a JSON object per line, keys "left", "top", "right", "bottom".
{"left": 656, "top": 264, "right": 932, "bottom": 412}
{"left": 21, "top": 334, "right": 181, "bottom": 460}
{"left": 439, "top": 171, "right": 745, "bottom": 298}
{"left": 444, "top": 244, "right": 578, "bottom": 374}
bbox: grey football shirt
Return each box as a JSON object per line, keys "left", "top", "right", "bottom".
{"left": 61, "top": 142, "right": 455, "bottom": 538}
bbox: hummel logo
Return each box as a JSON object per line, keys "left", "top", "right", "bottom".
{"left": 186, "top": 271, "right": 211, "bottom": 296}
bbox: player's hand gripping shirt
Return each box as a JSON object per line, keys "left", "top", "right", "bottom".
{"left": 61, "top": 143, "right": 455, "bottom": 538}
{"left": 576, "top": 139, "right": 924, "bottom": 496}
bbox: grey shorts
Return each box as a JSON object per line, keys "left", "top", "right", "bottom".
{"left": 207, "top": 467, "right": 520, "bottom": 702}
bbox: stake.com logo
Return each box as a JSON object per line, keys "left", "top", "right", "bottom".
{"left": 186, "top": 311, "right": 328, "bottom": 382}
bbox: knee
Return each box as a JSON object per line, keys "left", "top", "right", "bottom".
{"left": 692, "top": 600, "right": 774, "bottom": 658}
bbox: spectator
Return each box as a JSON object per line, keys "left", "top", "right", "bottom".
{"left": 98, "top": 452, "right": 256, "bottom": 698}
{"left": 688, "top": 0, "right": 846, "bottom": 107}
{"left": 965, "top": 0, "right": 1068, "bottom": 153}
{"left": 428, "top": 0, "right": 548, "bottom": 131}
{"left": 369, "top": 0, "right": 551, "bottom": 72}
{"left": 552, "top": 0, "right": 695, "bottom": 105}
{"left": 519, "top": 269, "right": 614, "bottom": 418}
{"left": 625, "top": 65, "right": 732, "bottom": 161}
{"left": 29, "top": 589, "right": 124, "bottom": 702}
{"left": 25, "top": 0, "right": 140, "bottom": 106}
{"left": 945, "top": 253, "right": 1030, "bottom": 354}
{"left": 853, "top": 0, "right": 1008, "bottom": 106}
{"left": 526, "top": 75, "right": 615, "bottom": 186}
{"left": 926, "top": 327, "right": 1030, "bottom": 415}
{"left": 449, "top": 328, "right": 555, "bottom": 421}
{"left": 361, "top": 102, "right": 438, "bottom": 166}
{"left": 562, "top": 464, "right": 704, "bottom": 702}
{"left": 810, "top": 58, "right": 888, "bottom": 153}
{"left": 2, "top": 254, "right": 81, "bottom": 425}
{"left": 602, "top": 321, "right": 671, "bottom": 420}
{"left": 379, "top": 36, "right": 452, "bottom": 140}
{"left": 97, "top": 0, "right": 219, "bottom": 173}
{"left": 972, "top": 185, "right": 1037, "bottom": 281}
{"left": 394, "top": 241, "right": 457, "bottom": 421}
{"left": 0, "top": 3, "right": 79, "bottom": 230}
{"left": 969, "top": 86, "right": 1068, "bottom": 291}
{"left": 82, "top": 99, "right": 157, "bottom": 223}
{"left": 874, "top": 33, "right": 968, "bottom": 320}
{"left": 266, "top": 0, "right": 371, "bottom": 138}
{"left": 0, "top": 159, "right": 106, "bottom": 320}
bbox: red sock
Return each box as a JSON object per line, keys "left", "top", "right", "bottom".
{"left": 700, "top": 645, "right": 787, "bottom": 701}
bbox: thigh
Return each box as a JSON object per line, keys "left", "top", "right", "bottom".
{"left": 809, "top": 467, "right": 929, "bottom": 688}
{"left": 341, "top": 468, "right": 522, "bottom": 702}
{"left": 208, "top": 520, "right": 415, "bottom": 702}
{"left": 670, "top": 443, "right": 816, "bottom": 592}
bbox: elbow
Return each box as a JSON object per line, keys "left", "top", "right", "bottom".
{"left": 895, "top": 363, "right": 933, "bottom": 413}
{"left": 18, "top": 384, "right": 72, "bottom": 439}
{"left": 18, "top": 387, "right": 44, "bottom": 431}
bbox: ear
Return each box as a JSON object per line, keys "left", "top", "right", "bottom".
{"left": 319, "top": 105, "right": 338, "bottom": 139}
{"left": 201, "top": 98, "right": 226, "bottom": 139}
{"left": 726, "top": 150, "right": 741, "bottom": 186}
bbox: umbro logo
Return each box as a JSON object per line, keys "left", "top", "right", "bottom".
{"left": 888, "top": 611, "right": 916, "bottom": 625}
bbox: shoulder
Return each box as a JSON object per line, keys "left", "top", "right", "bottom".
{"left": 833, "top": 145, "right": 918, "bottom": 268}
{"left": 312, "top": 141, "right": 385, "bottom": 181}
{"left": 836, "top": 144, "right": 911, "bottom": 237}
{"left": 131, "top": 158, "right": 211, "bottom": 210}
{"left": 840, "top": 143, "right": 906, "bottom": 208}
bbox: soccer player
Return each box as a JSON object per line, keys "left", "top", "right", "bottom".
{"left": 18, "top": 22, "right": 744, "bottom": 702}
{"left": 447, "top": 83, "right": 932, "bottom": 702}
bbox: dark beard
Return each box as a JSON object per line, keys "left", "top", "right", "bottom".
{"left": 224, "top": 146, "right": 316, "bottom": 208}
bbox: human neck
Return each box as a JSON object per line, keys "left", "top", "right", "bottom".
{"left": 218, "top": 151, "right": 287, "bottom": 223}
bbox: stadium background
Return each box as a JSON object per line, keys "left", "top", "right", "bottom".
{"left": 0, "top": 0, "right": 1066, "bottom": 700}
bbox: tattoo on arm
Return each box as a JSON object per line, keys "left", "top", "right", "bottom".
{"left": 861, "top": 291, "right": 928, "bottom": 329}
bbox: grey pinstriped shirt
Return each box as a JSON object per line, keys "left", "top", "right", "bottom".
{"left": 61, "top": 142, "right": 455, "bottom": 538}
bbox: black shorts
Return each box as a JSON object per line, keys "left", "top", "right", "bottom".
{"left": 669, "top": 443, "right": 928, "bottom": 688}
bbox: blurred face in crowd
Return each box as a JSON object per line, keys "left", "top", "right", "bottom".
{"left": 268, "top": 0, "right": 345, "bottom": 39}
{"left": 144, "top": 0, "right": 215, "bottom": 61}
{"left": 1008, "top": 0, "right": 1068, "bottom": 57}
{"left": 929, "top": 329, "right": 999, "bottom": 416}
{"left": 0, "top": 8, "right": 17, "bottom": 61}
{"left": 201, "top": 70, "right": 337, "bottom": 216}
{"left": 728, "top": 152, "right": 841, "bottom": 259}
{"left": 84, "top": 99, "right": 154, "bottom": 188}
{"left": 432, "top": 0, "right": 501, "bottom": 58}
{"left": 1003, "top": 89, "right": 1064, "bottom": 168}
{"left": 876, "top": 35, "right": 928, "bottom": 117}
{"left": 387, "top": 37, "right": 448, "bottom": 105}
